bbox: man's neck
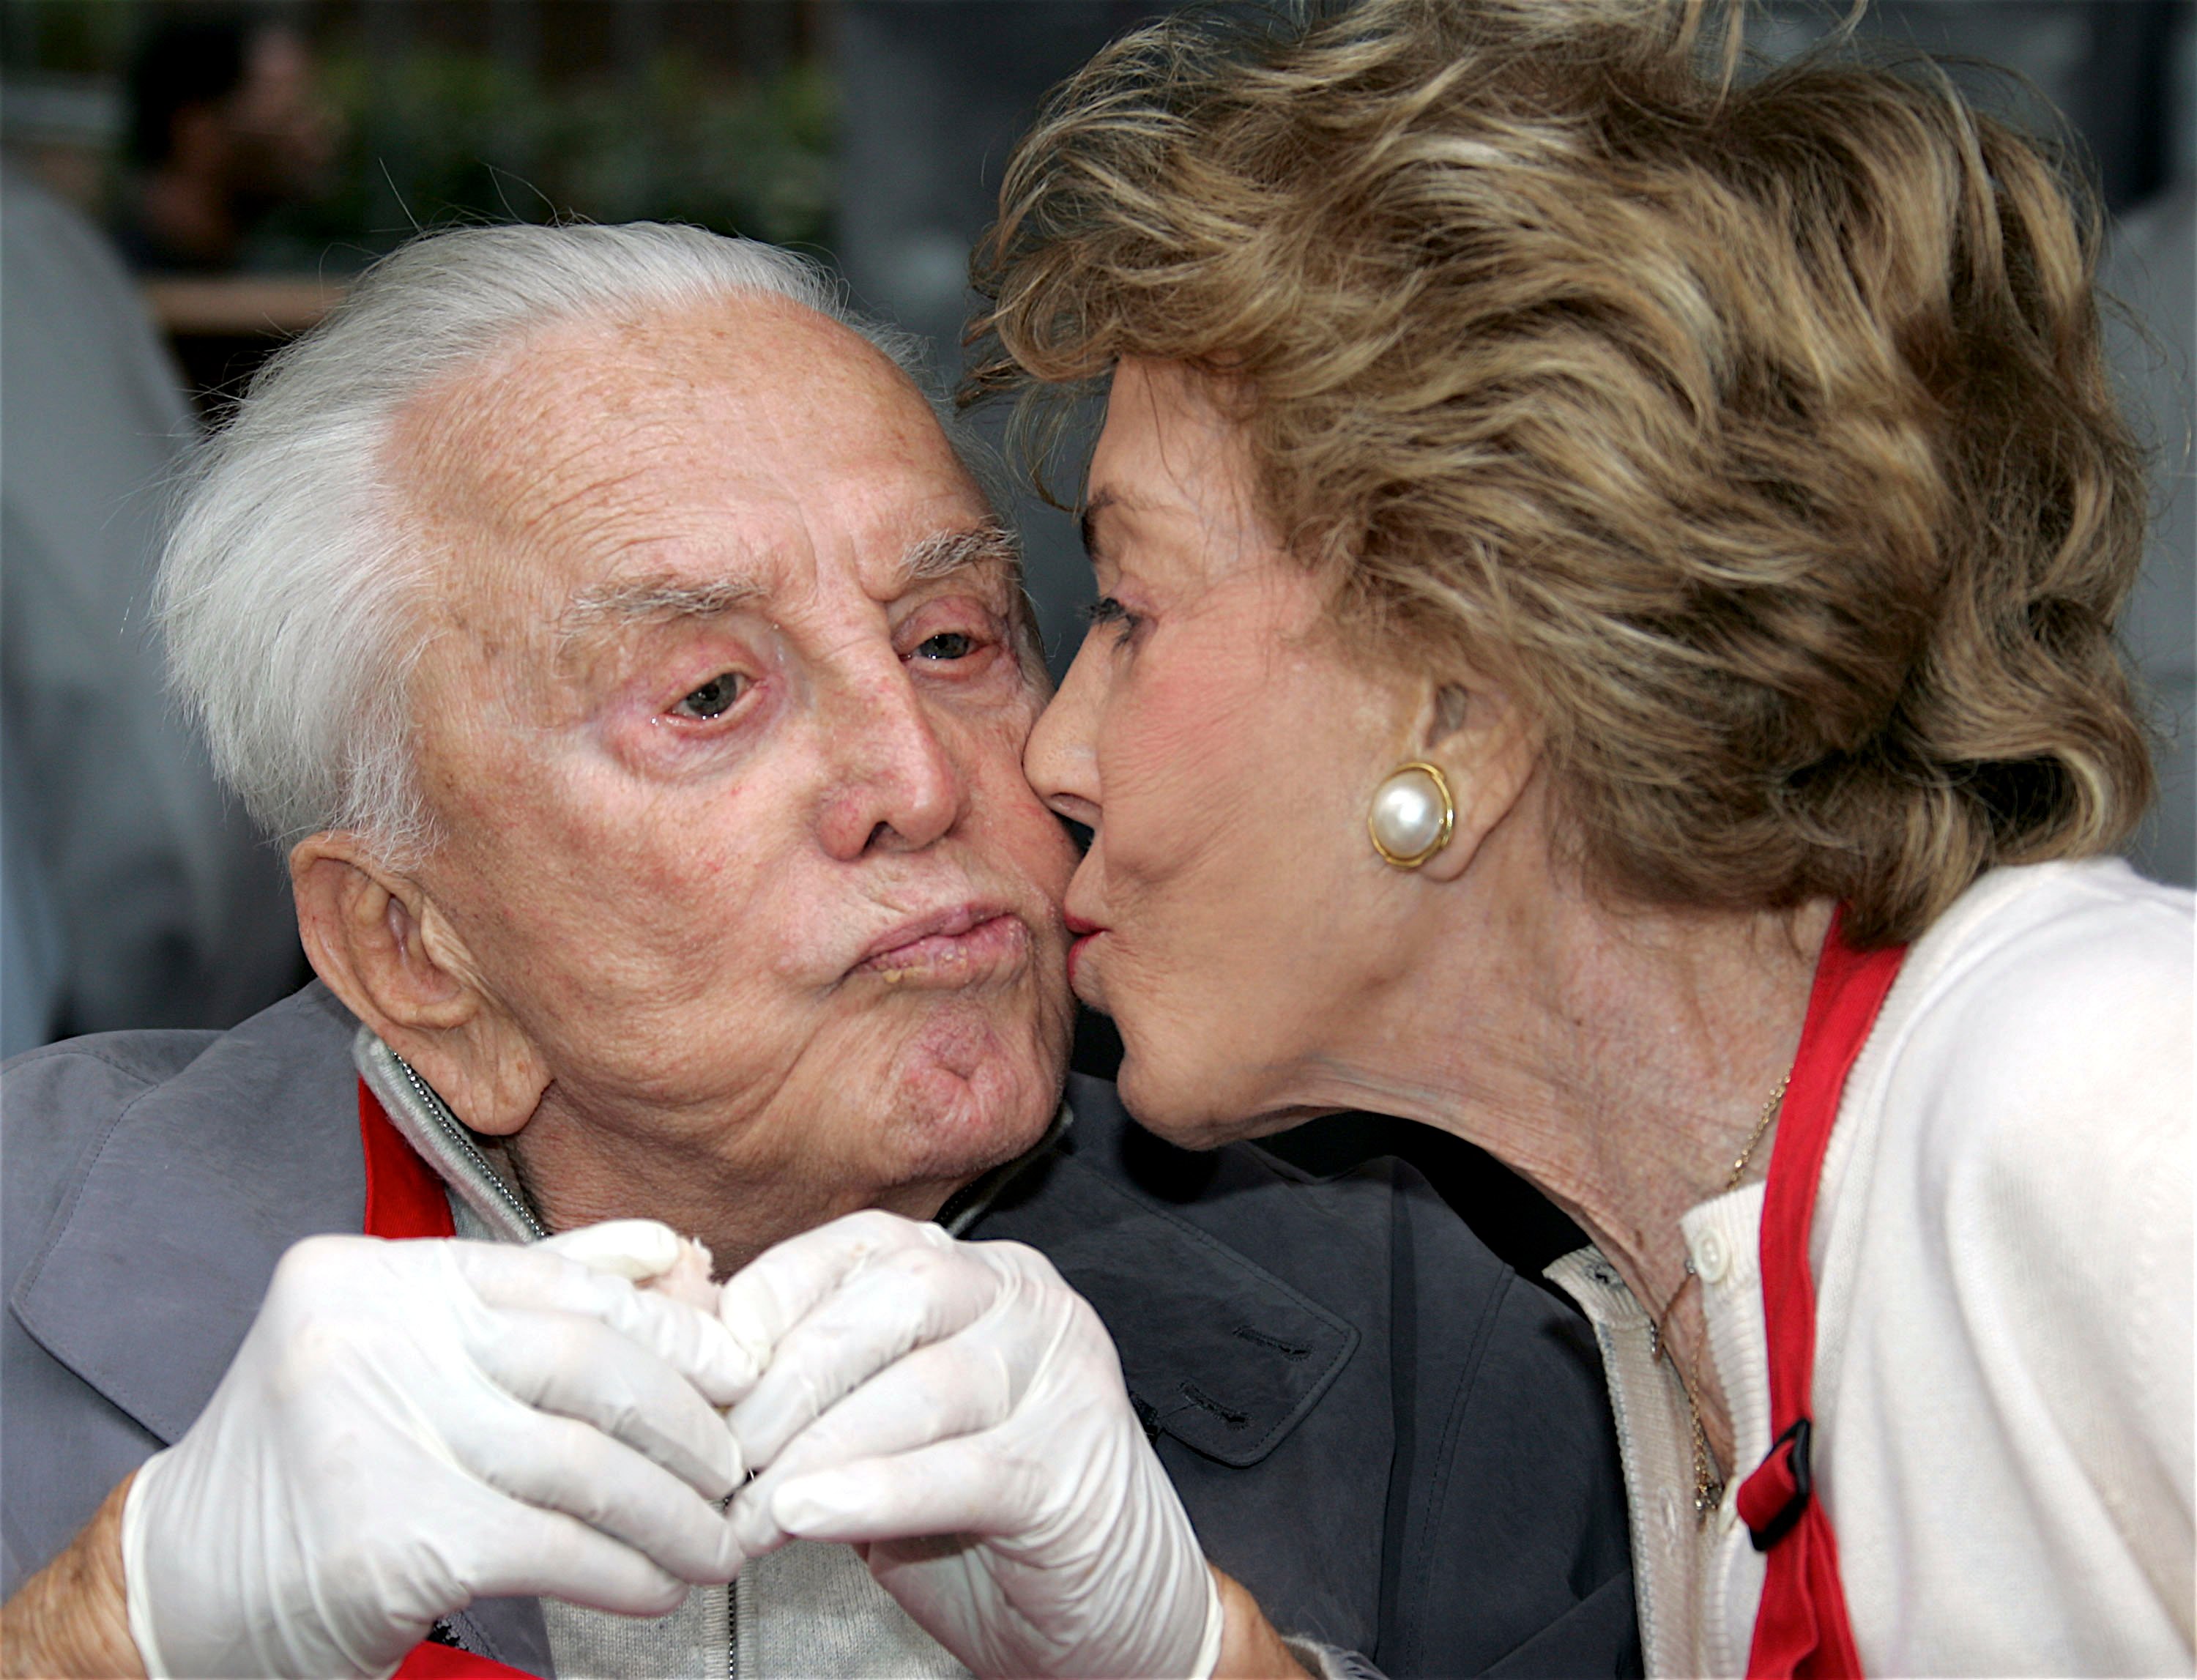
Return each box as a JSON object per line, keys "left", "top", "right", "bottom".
{"left": 504, "top": 1099, "right": 980, "bottom": 1278}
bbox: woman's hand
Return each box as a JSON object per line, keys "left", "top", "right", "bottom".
{"left": 718, "top": 1210, "right": 1261, "bottom": 1678}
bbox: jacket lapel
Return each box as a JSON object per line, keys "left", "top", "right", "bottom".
{"left": 10, "top": 984, "right": 365, "bottom": 1446}
{"left": 10, "top": 984, "right": 560, "bottom": 1676}
{"left": 971, "top": 1081, "right": 1360, "bottom": 1468}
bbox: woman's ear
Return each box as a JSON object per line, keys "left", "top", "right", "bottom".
{"left": 1402, "top": 676, "right": 1538, "bottom": 885}
{"left": 290, "top": 834, "right": 549, "bottom": 1136}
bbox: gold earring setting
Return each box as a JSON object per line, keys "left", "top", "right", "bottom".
{"left": 1368, "top": 762, "right": 1455, "bottom": 869}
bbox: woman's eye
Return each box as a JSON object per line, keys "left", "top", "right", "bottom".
{"left": 915, "top": 631, "right": 977, "bottom": 661}
{"left": 671, "top": 673, "right": 746, "bottom": 719}
{"left": 1084, "top": 595, "right": 1141, "bottom": 639}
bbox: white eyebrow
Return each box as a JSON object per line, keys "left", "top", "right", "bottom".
{"left": 903, "top": 521, "right": 1024, "bottom": 585}
{"left": 553, "top": 521, "right": 1027, "bottom": 669}
{"left": 562, "top": 576, "right": 770, "bottom": 628}
{"left": 555, "top": 574, "right": 770, "bottom": 664}
{"left": 560, "top": 521, "right": 1020, "bottom": 632}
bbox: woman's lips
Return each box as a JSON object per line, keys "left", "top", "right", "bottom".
{"left": 1063, "top": 914, "right": 1106, "bottom": 989}
{"left": 857, "top": 906, "right": 1028, "bottom": 986}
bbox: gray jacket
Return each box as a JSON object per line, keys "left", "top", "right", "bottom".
{"left": 3, "top": 984, "right": 1638, "bottom": 1676}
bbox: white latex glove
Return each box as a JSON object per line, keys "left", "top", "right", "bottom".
{"left": 122, "top": 1221, "right": 762, "bottom": 1679}
{"left": 718, "top": 1210, "right": 1224, "bottom": 1680}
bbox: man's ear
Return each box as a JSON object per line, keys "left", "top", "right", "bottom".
{"left": 290, "top": 834, "right": 549, "bottom": 1135}
{"left": 1402, "top": 676, "right": 1539, "bottom": 885}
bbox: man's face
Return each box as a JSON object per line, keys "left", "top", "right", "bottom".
{"left": 384, "top": 295, "right": 1078, "bottom": 1238}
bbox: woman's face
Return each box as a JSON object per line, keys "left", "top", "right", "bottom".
{"left": 1025, "top": 360, "right": 1431, "bottom": 1143}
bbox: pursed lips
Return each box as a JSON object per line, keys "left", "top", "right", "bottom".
{"left": 855, "top": 902, "right": 1030, "bottom": 986}
{"left": 1063, "top": 913, "right": 1106, "bottom": 988}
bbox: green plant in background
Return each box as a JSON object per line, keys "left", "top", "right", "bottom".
{"left": 0, "top": 0, "right": 135, "bottom": 75}
{"left": 260, "top": 45, "right": 836, "bottom": 270}
{"left": 1, "top": 0, "right": 838, "bottom": 272}
{"left": 555, "top": 52, "right": 833, "bottom": 241}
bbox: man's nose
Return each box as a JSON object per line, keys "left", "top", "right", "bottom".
{"left": 816, "top": 666, "right": 968, "bottom": 859}
{"left": 1025, "top": 635, "right": 1103, "bottom": 832}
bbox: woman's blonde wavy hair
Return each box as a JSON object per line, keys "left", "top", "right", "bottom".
{"left": 967, "top": 0, "right": 2154, "bottom": 946}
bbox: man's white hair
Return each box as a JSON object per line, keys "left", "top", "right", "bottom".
{"left": 159, "top": 220, "right": 979, "bottom": 861}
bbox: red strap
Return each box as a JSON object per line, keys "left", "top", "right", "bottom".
{"left": 392, "top": 1641, "right": 538, "bottom": 1679}
{"left": 1739, "top": 909, "right": 1906, "bottom": 1679}
{"left": 363, "top": 1082, "right": 522, "bottom": 1677}
{"left": 359, "top": 1077, "right": 456, "bottom": 1240}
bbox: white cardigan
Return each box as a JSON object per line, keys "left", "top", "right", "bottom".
{"left": 1550, "top": 858, "right": 2193, "bottom": 1677}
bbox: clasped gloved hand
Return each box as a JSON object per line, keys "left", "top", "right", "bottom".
{"left": 122, "top": 1221, "right": 758, "bottom": 1679}
{"left": 715, "top": 1211, "right": 1226, "bottom": 1680}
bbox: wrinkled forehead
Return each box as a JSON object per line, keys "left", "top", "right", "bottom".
{"left": 383, "top": 294, "right": 993, "bottom": 647}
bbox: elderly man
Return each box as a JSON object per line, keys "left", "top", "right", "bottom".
{"left": 1, "top": 224, "right": 1635, "bottom": 1680}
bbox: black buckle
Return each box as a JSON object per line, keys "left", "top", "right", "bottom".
{"left": 1747, "top": 1416, "right": 1813, "bottom": 1552}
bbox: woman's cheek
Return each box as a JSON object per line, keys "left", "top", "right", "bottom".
{"left": 1112, "top": 699, "right": 1253, "bottom": 887}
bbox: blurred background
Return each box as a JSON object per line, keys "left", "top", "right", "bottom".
{"left": 2, "top": 1, "right": 2190, "bottom": 1242}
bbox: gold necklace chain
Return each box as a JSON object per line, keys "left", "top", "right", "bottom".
{"left": 1654, "top": 1071, "right": 1793, "bottom": 1522}
{"left": 1723, "top": 1071, "right": 1792, "bottom": 1194}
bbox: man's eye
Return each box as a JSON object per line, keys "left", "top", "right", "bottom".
{"left": 672, "top": 673, "right": 746, "bottom": 719}
{"left": 915, "top": 631, "right": 977, "bottom": 661}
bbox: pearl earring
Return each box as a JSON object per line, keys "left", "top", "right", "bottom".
{"left": 1367, "top": 762, "right": 1455, "bottom": 869}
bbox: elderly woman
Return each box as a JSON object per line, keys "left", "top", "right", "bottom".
{"left": 967, "top": 0, "right": 2189, "bottom": 1673}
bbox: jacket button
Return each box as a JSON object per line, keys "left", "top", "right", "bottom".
{"left": 1693, "top": 1229, "right": 1731, "bottom": 1285}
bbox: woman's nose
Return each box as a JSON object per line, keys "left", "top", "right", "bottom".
{"left": 817, "top": 670, "right": 967, "bottom": 859}
{"left": 1025, "top": 636, "right": 1104, "bottom": 830}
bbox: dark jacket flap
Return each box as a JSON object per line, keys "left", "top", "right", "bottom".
{"left": 978, "top": 1143, "right": 1358, "bottom": 1468}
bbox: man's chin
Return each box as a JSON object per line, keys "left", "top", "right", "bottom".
{"left": 879, "top": 1011, "right": 1064, "bottom": 1187}
{"left": 889, "top": 1068, "right": 1057, "bottom": 1183}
